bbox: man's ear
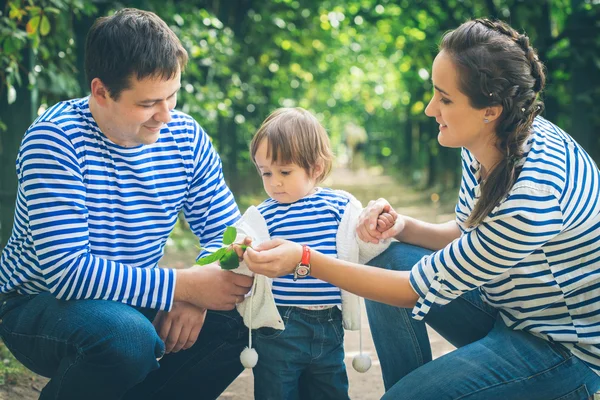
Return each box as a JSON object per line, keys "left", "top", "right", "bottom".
{"left": 90, "top": 78, "right": 110, "bottom": 107}
{"left": 484, "top": 104, "right": 503, "bottom": 122}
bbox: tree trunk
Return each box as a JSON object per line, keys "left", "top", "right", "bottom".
{"left": 567, "top": 0, "right": 595, "bottom": 154}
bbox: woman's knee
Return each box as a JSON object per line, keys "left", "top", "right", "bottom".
{"left": 368, "top": 242, "right": 432, "bottom": 272}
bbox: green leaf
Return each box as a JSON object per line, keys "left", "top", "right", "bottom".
{"left": 26, "top": 16, "right": 40, "bottom": 35}
{"left": 219, "top": 249, "right": 240, "bottom": 270}
{"left": 25, "top": 6, "right": 42, "bottom": 16}
{"left": 7, "top": 85, "right": 16, "bottom": 105}
{"left": 9, "top": 5, "right": 26, "bottom": 21}
{"left": 222, "top": 226, "right": 237, "bottom": 245}
{"left": 40, "top": 15, "right": 50, "bottom": 36}
{"left": 195, "top": 247, "right": 227, "bottom": 266}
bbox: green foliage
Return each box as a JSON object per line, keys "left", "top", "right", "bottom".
{"left": 2, "top": 0, "right": 599, "bottom": 233}
{"left": 0, "top": 341, "right": 33, "bottom": 386}
{"left": 195, "top": 226, "right": 247, "bottom": 270}
{"left": 0, "top": 0, "right": 96, "bottom": 125}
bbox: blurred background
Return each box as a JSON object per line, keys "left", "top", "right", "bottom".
{"left": 0, "top": 0, "right": 599, "bottom": 396}
{"left": 1, "top": 0, "right": 599, "bottom": 248}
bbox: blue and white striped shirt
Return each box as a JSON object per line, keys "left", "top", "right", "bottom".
{"left": 0, "top": 97, "right": 240, "bottom": 311}
{"left": 258, "top": 188, "right": 349, "bottom": 306}
{"left": 410, "top": 117, "right": 600, "bottom": 374}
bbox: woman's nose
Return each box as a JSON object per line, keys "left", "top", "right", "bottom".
{"left": 424, "top": 98, "right": 437, "bottom": 118}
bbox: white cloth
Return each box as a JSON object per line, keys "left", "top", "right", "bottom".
{"left": 233, "top": 206, "right": 285, "bottom": 330}
{"left": 336, "top": 190, "right": 392, "bottom": 330}
{"left": 234, "top": 191, "right": 390, "bottom": 331}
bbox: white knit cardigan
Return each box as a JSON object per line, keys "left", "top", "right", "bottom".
{"left": 233, "top": 190, "right": 391, "bottom": 332}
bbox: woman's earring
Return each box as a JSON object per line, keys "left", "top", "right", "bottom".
{"left": 483, "top": 118, "right": 490, "bottom": 123}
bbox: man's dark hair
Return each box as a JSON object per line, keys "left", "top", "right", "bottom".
{"left": 85, "top": 8, "right": 188, "bottom": 100}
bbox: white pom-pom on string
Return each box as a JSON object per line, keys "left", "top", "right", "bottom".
{"left": 240, "top": 277, "right": 259, "bottom": 369}
{"left": 240, "top": 347, "right": 258, "bottom": 368}
{"left": 352, "top": 298, "right": 371, "bottom": 373}
{"left": 352, "top": 353, "right": 371, "bottom": 373}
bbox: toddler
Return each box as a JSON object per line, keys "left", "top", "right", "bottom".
{"left": 240, "top": 107, "right": 391, "bottom": 399}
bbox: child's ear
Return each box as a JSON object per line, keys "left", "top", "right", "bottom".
{"left": 311, "top": 161, "right": 324, "bottom": 180}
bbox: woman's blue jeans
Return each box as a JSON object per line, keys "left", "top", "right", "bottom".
{"left": 0, "top": 292, "right": 247, "bottom": 399}
{"left": 365, "top": 242, "right": 600, "bottom": 400}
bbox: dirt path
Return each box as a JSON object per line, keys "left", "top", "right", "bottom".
{"left": 0, "top": 167, "right": 456, "bottom": 399}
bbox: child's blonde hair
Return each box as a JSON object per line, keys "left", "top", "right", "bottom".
{"left": 250, "top": 107, "right": 334, "bottom": 183}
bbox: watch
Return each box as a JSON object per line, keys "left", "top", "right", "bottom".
{"left": 293, "top": 245, "right": 311, "bottom": 281}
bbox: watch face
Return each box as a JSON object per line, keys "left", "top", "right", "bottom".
{"left": 296, "top": 265, "right": 310, "bottom": 277}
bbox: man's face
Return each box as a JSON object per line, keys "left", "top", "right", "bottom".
{"left": 100, "top": 69, "right": 181, "bottom": 147}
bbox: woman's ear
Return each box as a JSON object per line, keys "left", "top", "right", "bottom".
{"left": 484, "top": 104, "right": 503, "bottom": 123}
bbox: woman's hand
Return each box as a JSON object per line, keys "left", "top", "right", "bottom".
{"left": 357, "top": 198, "right": 403, "bottom": 243}
{"left": 243, "top": 239, "right": 303, "bottom": 278}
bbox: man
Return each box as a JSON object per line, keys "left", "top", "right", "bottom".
{"left": 0, "top": 8, "right": 253, "bottom": 399}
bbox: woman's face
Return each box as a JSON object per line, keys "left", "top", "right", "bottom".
{"left": 425, "top": 50, "right": 492, "bottom": 151}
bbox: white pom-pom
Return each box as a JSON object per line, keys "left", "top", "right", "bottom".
{"left": 240, "top": 347, "right": 258, "bottom": 368}
{"left": 352, "top": 354, "right": 371, "bottom": 373}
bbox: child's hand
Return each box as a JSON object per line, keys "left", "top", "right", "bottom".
{"left": 196, "top": 227, "right": 252, "bottom": 270}
{"left": 376, "top": 212, "right": 396, "bottom": 233}
{"left": 232, "top": 237, "right": 253, "bottom": 260}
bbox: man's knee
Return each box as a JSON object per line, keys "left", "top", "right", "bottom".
{"left": 76, "top": 304, "right": 164, "bottom": 380}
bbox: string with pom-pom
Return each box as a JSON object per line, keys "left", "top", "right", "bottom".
{"left": 240, "top": 278, "right": 259, "bottom": 368}
{"left": 352, "top": 299, "right": 372, "bottom": 373}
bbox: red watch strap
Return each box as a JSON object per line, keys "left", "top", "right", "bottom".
{"left": 301, "top": 245, "right": 311, "bottom": 265}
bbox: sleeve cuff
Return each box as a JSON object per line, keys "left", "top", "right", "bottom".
{"left": 162, "top": 268, "right": 177, "bottom": 311}
{"left": 409, "top": 260, "right": 454, "bottom": 320}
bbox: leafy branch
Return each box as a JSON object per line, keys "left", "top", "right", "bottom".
{"left": 196, "top": 226, "right": 247, "bottom": 270}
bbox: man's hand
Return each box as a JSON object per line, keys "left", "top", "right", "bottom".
{"left": 153, "top": 301, "right": 207, "bottom": 354}
{"left": 176, "top": 264, "right": 253, "bottom": 310}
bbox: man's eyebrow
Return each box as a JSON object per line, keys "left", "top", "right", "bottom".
{"left": 434, "top": 85, "right": 450, "bottom": 96}
{"left": 139, "top": 86, "right": 181, "bottom": 103}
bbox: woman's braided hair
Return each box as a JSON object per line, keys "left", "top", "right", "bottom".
{"left": 440, "top": 19, "right": 546, "bottom": 226}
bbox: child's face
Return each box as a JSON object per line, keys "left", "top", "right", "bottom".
{"left": 254, "top": 140, "right": 320, "bottom": 204}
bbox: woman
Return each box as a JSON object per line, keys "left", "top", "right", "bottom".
{"left": 243, "top": 19, "right": 600, "bottom": 399}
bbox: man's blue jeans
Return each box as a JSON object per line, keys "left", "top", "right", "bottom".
{"left": 366, "top": 242, "right": 600, "bottom": 400}
{"left": 0, "top": 292, "right": 247, "bottom": 399}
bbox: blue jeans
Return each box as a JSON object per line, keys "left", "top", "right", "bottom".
{"left": 365, "top": 242, "right": 600, "bottom": 399}
{"left": 0, "top": 292, "right": 247, "bottom": 399}
{"left": 253, "top": 306, "right": 349, "bottom": 400}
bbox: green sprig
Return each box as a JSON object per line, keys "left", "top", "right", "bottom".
{"left": 196, "top": 226, "right": 248, "bottom": 270}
